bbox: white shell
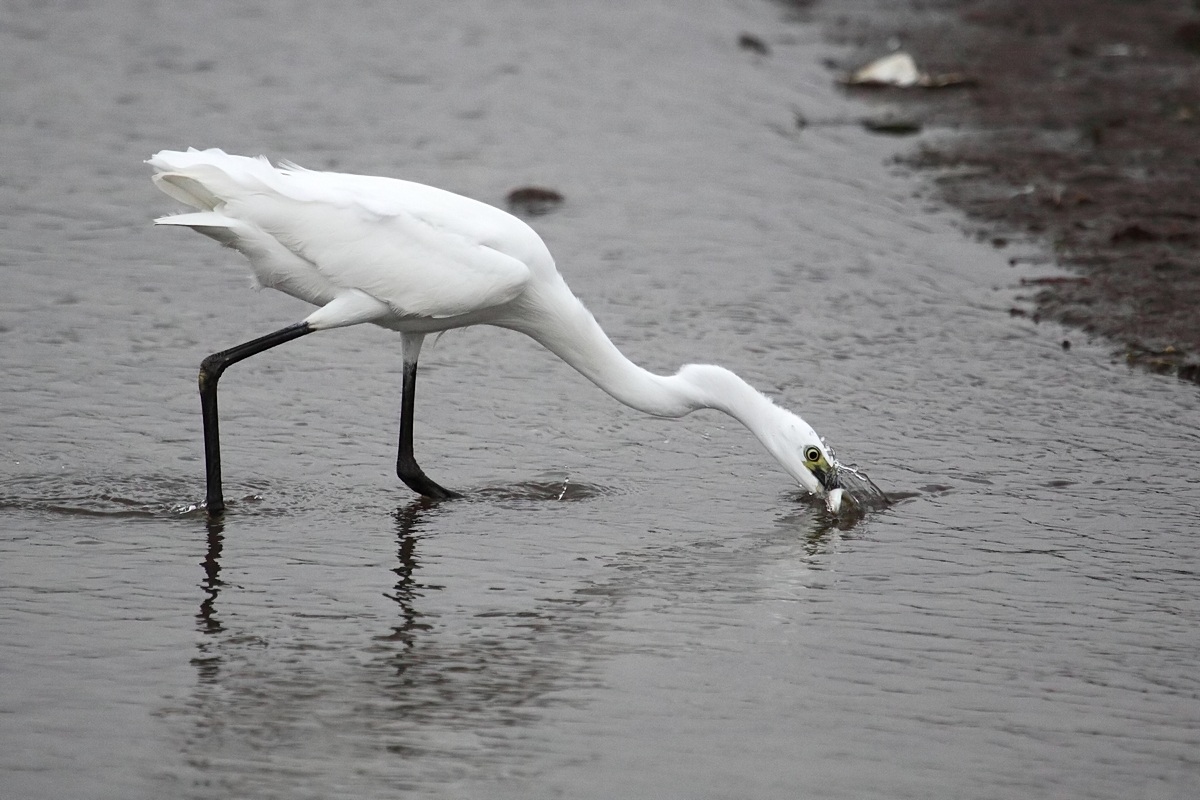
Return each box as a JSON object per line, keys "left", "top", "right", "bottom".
{"left": 848, "top": 52, "right": 921, "bottom": 87}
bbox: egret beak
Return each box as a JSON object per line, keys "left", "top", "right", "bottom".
{"left": 813, "top": 463, "right": 840, "bottom": 493}
{"left": 814, "top": 462, "right": 844, "bottom": 513}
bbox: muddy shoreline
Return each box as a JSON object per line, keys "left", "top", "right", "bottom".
{"left": 816, "top": 0, "right": 1200, "bottom": 382}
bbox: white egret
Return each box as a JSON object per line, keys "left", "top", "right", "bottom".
{"left": 148, "top": 148, "right": 844, "bottom": 516}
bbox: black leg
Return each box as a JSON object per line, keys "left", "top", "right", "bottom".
{"left": 199, "top": 322, "right": 314, "bottom": 516}
{"left": 396, "top": 345, "right": 462, "bottom": 500}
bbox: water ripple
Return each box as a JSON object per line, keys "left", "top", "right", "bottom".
{"left": 0, "top": 472, "right": 198, "bottom": 519}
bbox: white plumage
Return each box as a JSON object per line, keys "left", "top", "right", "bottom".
{"left": 151, "top": 149, "right": 535, "bottom": 323}
{"left": 149, "top": 148, "right": 845, "bottom": 514}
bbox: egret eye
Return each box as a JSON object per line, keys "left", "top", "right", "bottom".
{"left": 804, "top": 446, "right": 822, "bottom": 463}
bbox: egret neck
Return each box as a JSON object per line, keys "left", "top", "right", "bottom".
{"left": 501, "top": 276, "right": 824, "bottom": 492}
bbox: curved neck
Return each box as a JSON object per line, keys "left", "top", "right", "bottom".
{"left": 502, "top": 280, "right": 781, "bottom": 428}
{"left": 503, "top": 282, "right": 691, "bottom": 416}
{"left": 495, "top": 276, "right": 820, "bottom": 491}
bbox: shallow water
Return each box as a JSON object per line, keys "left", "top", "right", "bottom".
{"left": 2, "top": 1, "right": 1198, "bottom": 798}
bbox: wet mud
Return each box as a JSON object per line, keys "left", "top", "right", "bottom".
{"left": 821, "top": 0, "right": 1200, "bottom": 381}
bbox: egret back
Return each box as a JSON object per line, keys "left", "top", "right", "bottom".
{"left": 149, "top": 149, "right": 550, "bottom": 320}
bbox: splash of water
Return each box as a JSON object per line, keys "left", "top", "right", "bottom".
{"left": 836, "top": 462, "right": 890, "bottom": 511}
{"left": 822, "top": 438, "right": 891, "bottom": 514}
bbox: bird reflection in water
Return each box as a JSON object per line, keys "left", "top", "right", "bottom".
{"left": 191, "top": 498, "right": 441, "bottom": 675}
{"left": 192, "top": 515, "right": 226, "bottom": 682}
{"left": 379, "top": 499, "right": 439, "bottom": 648}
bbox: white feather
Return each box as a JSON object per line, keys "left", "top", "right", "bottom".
{"left": 149, "top": 148, "right": 845, "bottom": 501}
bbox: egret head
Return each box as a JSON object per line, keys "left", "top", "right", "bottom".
{"left": 670, "top": 364, "right": 845, "bottom": 510}
{"left": 800, "top": 442, "right": 841, "bottom": 495}
{"left": 766, "top": 411, "right": 841, "bottom": 501}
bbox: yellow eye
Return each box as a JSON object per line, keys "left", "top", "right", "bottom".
{"left": 804, "top": 446, "right": 822, "bottom": 463}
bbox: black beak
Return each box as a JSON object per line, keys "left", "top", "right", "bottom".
{"left": 814, "top": 465, "right": 840, "bottom": 492}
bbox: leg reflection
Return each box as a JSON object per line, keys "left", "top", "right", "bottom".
{"left": 197, "top": 515, "right": 225, "bottom": 636}
{"left": 380, "top": 498, "right": 440, "bottom": 648}
{"left": 191, "top": 515, "right": 226, "bottom": 684}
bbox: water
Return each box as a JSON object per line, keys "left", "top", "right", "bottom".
{"left": 2, "top": 1, "right": 1197, "bottom": 798}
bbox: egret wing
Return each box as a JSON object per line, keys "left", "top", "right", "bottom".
{"left": 151, "top": 149, "right": 540, "bottom": 320}
{"left": 229, "top": 191, "right": 532, "bottom": 319}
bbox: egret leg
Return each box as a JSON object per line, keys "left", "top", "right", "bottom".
{"left": 199, "top": 322, "right": 314, "bottom": 516}
{"left": 396, "top": 333, "right": 462, "bottom": 500}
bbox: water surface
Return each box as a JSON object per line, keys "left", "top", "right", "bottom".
{"left": 1, "top": 2, "right": 1197, "bottom": 799}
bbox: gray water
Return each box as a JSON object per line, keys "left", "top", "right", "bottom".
{"left": 2, "top": 1, "right": 1197, "bottom": 798}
